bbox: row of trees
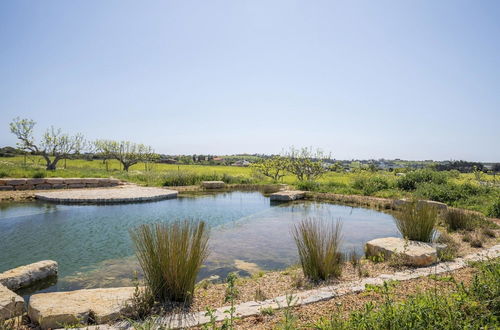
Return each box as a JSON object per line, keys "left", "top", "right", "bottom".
{"left": 252, "top": 147, "right": 331, "bottom": 182}
{"left": 9, "top": 117, "right": 156, "bottom": 171}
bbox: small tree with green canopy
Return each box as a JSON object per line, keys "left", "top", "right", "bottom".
{"left": 94, "top": 139, "right": 156, "bottom": 172}
{"left": 251, "top": 156, "right": 289, "bottom": 182}
{"left": 9, "top": 117, "right": 85, "bottom": 170}
{"left": 285, "top": 147, "right": 330, "bottom": 181}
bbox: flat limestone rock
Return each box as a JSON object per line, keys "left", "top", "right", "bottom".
{"left": 365, "top": 237, "right": 438, "bottom": 267}
{"left": 0, "top": 284, "right": 24, "bottom": 320}
{"left": 0, "top": 260, "right": 58, "bottom": 291}
{"left": 270, "top": 190, "right": 305, "bottom": 202}
{"left": 28, "top": 287, "right": 136, "bottom": 329}
{"left": 35, "top": 186, "right": 178, "bottom": 204}
{"left": 201, "top": 181, "right": 226, "bottom": 189}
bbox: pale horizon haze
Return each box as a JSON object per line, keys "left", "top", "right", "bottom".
{"left": 1, "top": 1, "right": 499, "bottom": 161}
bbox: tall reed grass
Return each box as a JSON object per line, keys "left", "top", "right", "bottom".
{"left": 292, "top": 218, "right": 343, "bottom": 281}
{"left": 130, "top": 220, "right": 209, "bottom": 303}
{"left": 443, "top": 208, "right": 482, "bottom": 231}
{"left": 394, "top": 202, "right": 437, "bottom": 242}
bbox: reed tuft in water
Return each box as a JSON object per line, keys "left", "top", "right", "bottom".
{"left": 292, "top": 217, "right": 343, "bottom": 282}
{"left": 130, "top": 220, "right": 209, "bottom": 304}
{"left": 394, "top": 202, "right": 437, "bottom": 242}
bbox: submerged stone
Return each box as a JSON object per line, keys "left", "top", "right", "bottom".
{"left": 270, "top": 190, "right": 305, "bottom": 202}
{"left": 0, "top": 260, "right": 58, "bottom": 291}
{"left": 365, "top": 237, "right": 438, "bottom": 267}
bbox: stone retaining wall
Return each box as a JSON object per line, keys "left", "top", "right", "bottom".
{"left": 0, "top": 178, "right": 121, "bottom": 191}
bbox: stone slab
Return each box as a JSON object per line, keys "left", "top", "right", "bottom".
{"left": 270, "top": 190, "right": 305, "bottom": 202}
{"left": 0, "top": 260, "right": 58, "bottom": 291}
{"left": 45, "top": 178, "right": 65, "bottom": 184}
{"left": 365, "top": 237, "right": 438, "bottom": 266}
{"left": 29, "top": 287, "right": 136, "bottom": 329}
{"left": 35, "top": 186, "right": 178, "bottom": 204}
{"left": 201, "top": 181, "right": 226, "bottom": 189}
{"left": 5, "top": 179, "right": 27, "bottom": 186}
{"left": 0, "top": 284, "right": 24, "bottom": 320}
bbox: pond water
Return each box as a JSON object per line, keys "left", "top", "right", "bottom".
{"left": 0, "top": 191, "right": 400, "bottom": 294}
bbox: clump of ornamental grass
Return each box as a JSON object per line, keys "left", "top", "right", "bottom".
{"left": 292, "top": 217, "right": 343, "bottom": 282}
{"left": 130, "top": 220, "right": 209, "bottom": 304}
{"left": 394, "top": 202, "right": 437, "bottom": 242}
{"left": 443, "top": 208, "right": 484, "bottom": 231}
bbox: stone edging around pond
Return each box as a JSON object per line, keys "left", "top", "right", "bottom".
{"left": 0, "top": 261, "right": 58, "bottom": 320}
{"left": 66, "top": 244, "right": 500, "bottom": 330}
{"left": 0, "top": 178, "right": 121, "bottom": 191}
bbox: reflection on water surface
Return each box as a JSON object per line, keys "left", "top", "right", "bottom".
{"left": 0, "top": 191, "right": 400, "bottom": 293}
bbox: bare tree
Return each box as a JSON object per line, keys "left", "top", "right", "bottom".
{"left": 251, "top": 156, "right": 289, "bottom": 182}
{"left": 9, "top": 117, "right": 85, "bottom": 170}
{"left": 94, "top": 140, "right": 156, "bottom": 172}
{"left": 285, "top": 147, "right": 330, "bottom": 181}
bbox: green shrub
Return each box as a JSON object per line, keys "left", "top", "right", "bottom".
{"left": 352, "top": 176, "right": 390, "bottom": 195}
{"left": 130, "top": 220, "right": 209, "bottom": 303}
{"left": 415, "top": 182, "right": 489, "bottom": 205}
{"left": 0, "top": 171, "right": 7, "bottom": 178}
{"left": 396, "top": 169, "right": 448, "bottom": 191}
{"left": 394, "top": 202, "right": 437, "bottom": 242}
{"left": 442, "top": 208, "right": 484, "bottom": 231}
{"left": 488, "top": 199, "right": 500, "bottom": 218}
{"left": 292, "top": 218, "right": 343, "bottom": 282}
{"left": 296, "top": 180, "right": 320, "bottom": 191}
{"left": 32, "top": 170, "right": 46, "bottom": 178}
{"left": 162, "top": 171, "right": 255, "bottom": 186}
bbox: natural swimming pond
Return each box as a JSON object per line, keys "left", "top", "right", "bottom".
{"left": 0, "top": 191, "right": 400, "bottom": 294}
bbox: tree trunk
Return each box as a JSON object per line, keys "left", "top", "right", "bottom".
{"left": 44, "top": 155, "right": 62, "bottom": 171}
{"left": 123, "top": 163, "right": 130, "bottom": 172}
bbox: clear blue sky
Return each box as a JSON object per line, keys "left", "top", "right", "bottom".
{"left": 1, "top": 1, "right": 499, "bottom": 161}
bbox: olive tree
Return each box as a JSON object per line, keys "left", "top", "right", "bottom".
{"left": 251, "top": 156, "right": 289, "bottom": 182}
{"left": 285, "top": 147, "right": 330, "bottom": 181}
{"left": 9, "top": 117, "right": 85, "bottom": 170}
{"left": 94, "top": 140, "right": 156, "bottom": 172}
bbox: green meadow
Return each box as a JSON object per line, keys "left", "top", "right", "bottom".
{"left": 1, "top": 155, "right": 499, "bottom": 216}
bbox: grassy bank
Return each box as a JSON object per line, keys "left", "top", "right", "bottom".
{"left": 228, "top": 258, "right": 500, "bottom": 329}
{"left": 1, "top": 156, "right": 499, "bottom": 216}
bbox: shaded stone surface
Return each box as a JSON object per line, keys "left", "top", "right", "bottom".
{"left": 270, "top": 190, "right": 305, "bottom": 201}
{"left": 201, "top": 181, "right": 225, "bottom": 189}
{"left": 0, "top": 284, "right": 24, "bottom": 320}
{"left": 35, "top": 186, "right": 178, "bottom": 204}
{"left": 29, "top": 287, "right": 136, "bottom": 329}
{"left": 0, "top": 260, "right": 58, "bottom": 291}
{"left": 365, "top": 237, "right": 438, "bottom": 266}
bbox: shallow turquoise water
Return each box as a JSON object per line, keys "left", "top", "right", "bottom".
{"left": 0, "top": 191, "right": 400, "bottom": 293}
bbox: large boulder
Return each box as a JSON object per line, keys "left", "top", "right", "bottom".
{"left": 28, "top": 287, "right": 136, "bottom": 329}
{"left": 201, "top": 181, "right": 225, "bottom": 189}
{"left": 0, "top": 284, "right": 24, "bottom": 320}
{"left": 270, "top": 190, "right": 305, "bottom": 202}
{"left": 0, "top": 260, "right": 58, "bottom": 291}
{"left": 365, "top": 237, "right": 438, "bottom": 267}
